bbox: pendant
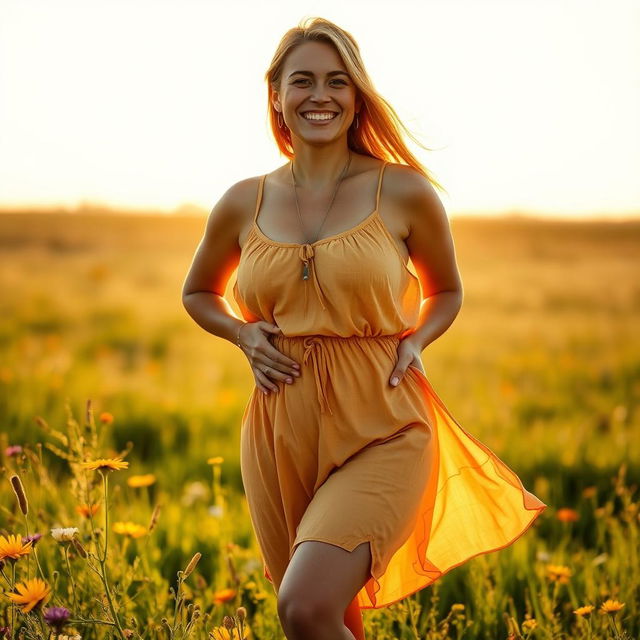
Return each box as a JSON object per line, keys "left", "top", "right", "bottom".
{"left": 302, "top": 263, "right": 309, "bottom": 280}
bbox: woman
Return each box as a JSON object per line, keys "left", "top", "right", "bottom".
{"left": 182, "top": 17, "right": 547, "bottom": 640}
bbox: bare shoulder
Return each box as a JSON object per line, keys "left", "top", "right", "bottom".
{"left": 383, "top": 162, "right": 448, "bottom": 234}
{"left": 203, "top": 175, "right": 263, "bottom": 248}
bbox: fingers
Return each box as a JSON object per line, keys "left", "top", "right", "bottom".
{"left": 253, "top": 360, "right": 298, "bottom": 395}
{"left": 254, "top": 367, "right": 278, "bottom": 395}
{"left": 262, "top": 342, "right": 301, "bottom": 377}
{"left": 389, "top": 357, "right": 425, "bottom": 387}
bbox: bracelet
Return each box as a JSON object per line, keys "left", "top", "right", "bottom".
{"left": 236, "top": 321, "right": 247, "bottom": 348}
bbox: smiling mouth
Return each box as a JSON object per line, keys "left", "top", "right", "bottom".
{"left": 300, "top": 111, "right": 339, "bottom": 122}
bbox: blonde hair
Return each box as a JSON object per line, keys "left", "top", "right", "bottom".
{"left": 265, "top": 16, "right": 446, "bottom": 194}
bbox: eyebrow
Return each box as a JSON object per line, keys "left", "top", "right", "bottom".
{"left": 288, "top": 70, "right": 349, "bottom": 78}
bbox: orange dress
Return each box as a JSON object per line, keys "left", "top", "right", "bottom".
{"left": 232, "top": 161, "right": 546, "bottom": 609}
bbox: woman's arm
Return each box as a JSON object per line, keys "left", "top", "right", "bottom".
{"left": 400, "top": 168, "right": 464, "bottom": 352}
{"left": 181, "top": 180, "right": 251, "bottom": 345}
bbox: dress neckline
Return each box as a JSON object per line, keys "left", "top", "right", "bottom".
{"left": 251, "top": 207, "right": 381, "bottom": 248}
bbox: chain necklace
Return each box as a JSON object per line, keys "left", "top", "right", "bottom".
{"left": 290, "top": 150, "right": 352, "bottom": 280}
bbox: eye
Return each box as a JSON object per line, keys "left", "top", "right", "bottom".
{"left": 292, "top": 78, "right": 348, "bottom": 86}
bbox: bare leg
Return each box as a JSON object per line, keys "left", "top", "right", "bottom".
{"left": 277, "top": 540, "right": 372, "bottom": 640}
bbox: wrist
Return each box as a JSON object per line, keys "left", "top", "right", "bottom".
{"left": 236, "top": 321, "right": 248, "bottom": 348}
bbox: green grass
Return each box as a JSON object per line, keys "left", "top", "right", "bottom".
{"left": 0, "top": 211, "right": 637, "bottom": 639}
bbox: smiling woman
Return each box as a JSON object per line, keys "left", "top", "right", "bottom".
{"left": 181, "top": 15, "right": 547, "bottom": 640}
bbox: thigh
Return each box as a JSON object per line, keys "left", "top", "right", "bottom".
{"left": 278, "top": 539, "right": 372, "bottom": 616}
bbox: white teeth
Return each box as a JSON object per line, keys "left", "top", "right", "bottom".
{"left": 302, "top": 112, "right": 337, "bottom": 121}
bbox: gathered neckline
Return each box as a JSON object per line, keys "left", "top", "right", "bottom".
{"left": 251, "top": 208, "right": 380, "bottom": 248}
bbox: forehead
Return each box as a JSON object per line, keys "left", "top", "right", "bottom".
{"left": 284, "top": 41, "right": 346, "bottom": 74}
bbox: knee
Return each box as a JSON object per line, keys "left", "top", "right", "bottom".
{"left": 278, "top": 593, "right": 336, "bottom": 634}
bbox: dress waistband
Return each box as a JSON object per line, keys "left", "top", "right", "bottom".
{"left": 270, "top": 332, "right": 405, "bottom": 415}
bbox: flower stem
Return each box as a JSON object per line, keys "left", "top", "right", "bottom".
{"left": 64, "top": 544, "right": 79, "bottom": 613}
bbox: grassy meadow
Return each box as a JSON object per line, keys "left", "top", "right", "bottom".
{"left": 0, "top": 210, "right": 638, "bottom": 639}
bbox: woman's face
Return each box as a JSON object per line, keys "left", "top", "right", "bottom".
{"left": 273, "top": 40, "right": 361, "bottom": 145}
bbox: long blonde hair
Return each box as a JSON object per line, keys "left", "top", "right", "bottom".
{"left": 265, "top": 17, "right": 446, "bottom": 194}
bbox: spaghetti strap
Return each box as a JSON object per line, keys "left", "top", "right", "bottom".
{"left": 254, "top": 174, "right": 267, "bottom": 223}
{"left": 375, "top": 161, "right": 387, "bottom": 211}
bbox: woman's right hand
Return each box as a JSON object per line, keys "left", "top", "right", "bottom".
{"left": 237, "top": 321, "right": 301, "bottom": 394}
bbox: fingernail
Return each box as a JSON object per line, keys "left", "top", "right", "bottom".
{"left": 286, "top": 378, "right": 293, "bottom": 384}
{"left": 391, "top": 376, "right": 399, "bottom": 386}
{"left": 293, "top": 363, "right": 300, "bottom": 369}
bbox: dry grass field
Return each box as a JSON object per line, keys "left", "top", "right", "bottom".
{"left": 0, "top": 211, "right": 637, "bottom": 639}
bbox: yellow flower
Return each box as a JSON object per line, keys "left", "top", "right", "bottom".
{"left": 112, "top": 522, "right": 147, "bottom": 538}
{"left": 573, "top": 604, "right": 595, "bottom": 616}
{"left": 451, "top": 603, "right": 465, "bottom": 612}
{"left": 545, "top": 563, "right": 572, "bottom": 583}
{"left": 76, "top": 503, "right": 100, "bottom": 518}
{"left": 80, "top": 457, "right": 129, "bottom": 472}
{"left": 0, "top": 534, "right": 32, "bottom": 562}
{"left": 5, "top": 577, "right": 51, "bottom": 612}
{"left": 600, "top": 599, "right": 625, "bottom": 614}
{"left": 207, "top": 456, "right": 224, "bottom": 465}
{"left": 209, "top": 627, "right": 250, "bottom": 639}
{"left": 99, "top": 412, "right": 114, "bottom": 424}
{"left": 212, "top": 587, "right": 236, "bottom": 604}
{"left": 582, "top": 486, "right": 597, "bottom": 499}
{"left": 522, "top": 618, "right": 537, "bottom": 631}
{"left": 127, "top": 474, "right": 156, "bottom": 488}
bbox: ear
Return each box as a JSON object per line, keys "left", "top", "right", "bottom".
{"left": 271, "top": 87, "right": 281, "bottom": 112}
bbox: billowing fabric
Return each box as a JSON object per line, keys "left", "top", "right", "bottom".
{"left": 233, "top": 161, "right": 546, "bottom": 609}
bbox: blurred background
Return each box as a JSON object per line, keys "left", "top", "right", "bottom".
{"left": 0, "top": 1, "right": 638, "bottom": 636}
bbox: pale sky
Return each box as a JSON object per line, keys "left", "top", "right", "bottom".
{"left": 1, "top": 0, "right": 638, "bottom": 218}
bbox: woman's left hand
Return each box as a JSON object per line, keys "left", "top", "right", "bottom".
{"left": 390, "top": 336, "right": 425, "bottom": 387}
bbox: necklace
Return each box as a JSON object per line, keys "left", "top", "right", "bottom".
{"left": 290, "top": 150, "right": 352, "bottom": 280}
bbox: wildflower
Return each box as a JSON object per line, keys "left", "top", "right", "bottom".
{"left": 451, "top": 603, "right": 465, "bottom": 613}
{"left": 236, "top": 606, "right": 247, "bottom": 622}
{"left": 209, "top": 505, "right": 224, "bottom": 518}
{"left": 212, "top": 588, "right": 236, "bottom": 604}
{"left": 545, "top": 563, "right": 572, "bottom": 583}
{"left": 44, "top": 605, "right": 71, "bottom": 631}
{"left": 51, "top": 527, "right": 79, "bottom": 543}
{"left": 0, "top": 534, "right": 32, "bottom": 562}
{"left": 573, "top": 604, "right": 595, "bottom": 616}
{"left": 80, "top": 457, "right": 128, "bottom": 472}
{"left": 5, "top": 577, "right": 52, "bottom": 612}
{"left": 4, "top": 445, "right": 22, "bottom": 457}
{"left": 556, "top": 508, "right": 579, "bottom": 523}
{"left": 112, "top": 522, "right": 147, "bottom": 538}
{"left": 75, "top": 503, "right": 100, "bottom": 518}
{"left": 207, "top": 456, "right": 224, "bottom": 465}
{"left": 22, "top": 533, "right": 43, "bottom": 547}
{"left": 582, "top": 486, "right": 597, "bottom": 498}
{"left": 127, "top": 474, "right": 156, "bottom": 488}
{"left": 522, "top": 618, "right": 537, "bottom": 631}
{"left": 209, "top": 627, "right": 246, "bottom": 640}
{"left": 99, "top": 412, "right": 114, "bottom": 424}
{"left": 599, "top": 599, "right": 625, "bottom": 614}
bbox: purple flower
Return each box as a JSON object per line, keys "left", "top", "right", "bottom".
{"left": 43, "top": 606, "right": 71, "bottom": 630}
{"left": 22, "top": 533, "right": 43, "bottom": 546}
{"left": 4, "top": 445, "right": 22, "bottom": 457}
